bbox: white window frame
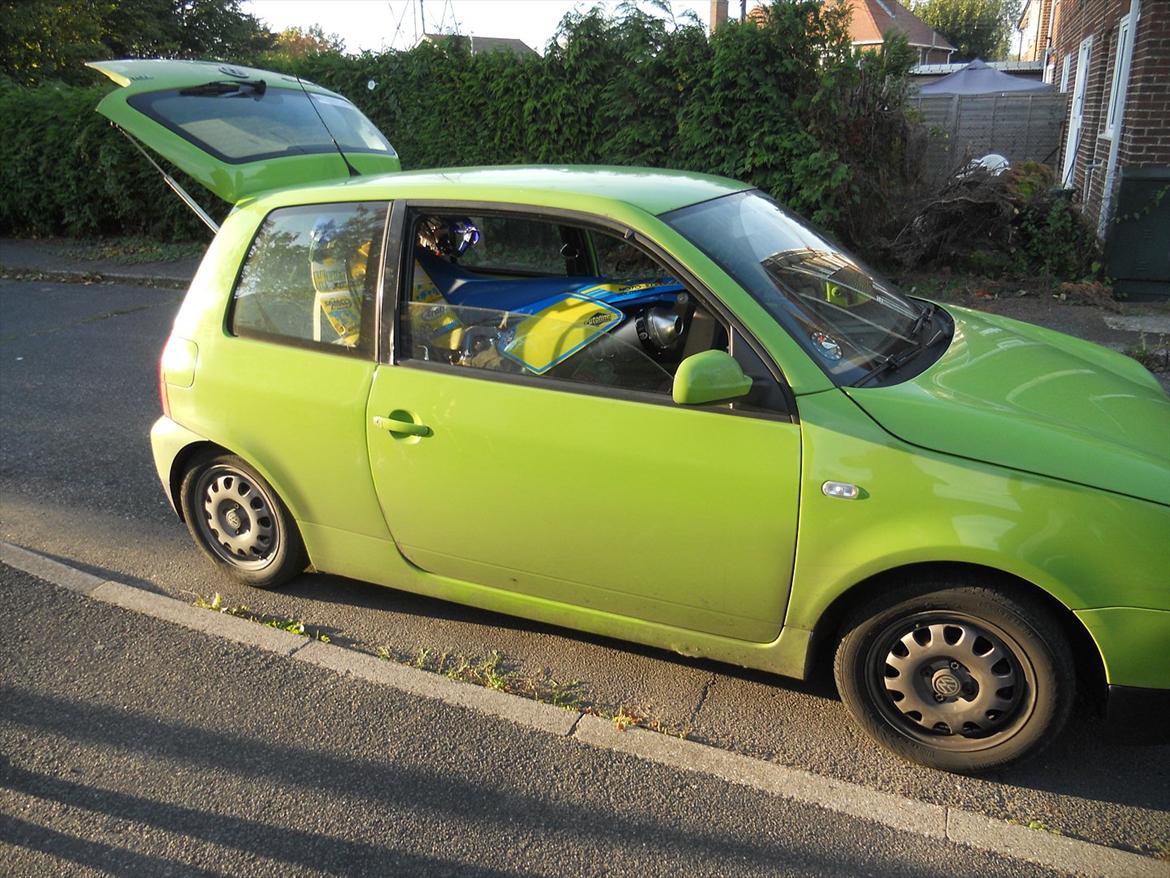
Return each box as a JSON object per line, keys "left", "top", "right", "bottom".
{"left": 1061, "top": 36, "right": 1092, "bottom": 187}
{"left": 1102, "top": 14, "right": 1132, "bottom": 140}
{"left": 1059, "top": 53, "right": 1072, "bottom": 91}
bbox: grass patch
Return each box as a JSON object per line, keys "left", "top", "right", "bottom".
{"left": 602, "top": 704, "right": 691, "bottom": 738}
{"left": 1008, "top": 817, "right": 1062, "bottom": 835}
{"left": 193, "top": 592, "right": 332, "bottom": 643}
{"left": 898, "top": 272, "right": 1047, "bottom": 305}
{"left": 377, "top": 645, "right": 588, "bottom": 711}
{"left": 0, "top": 265, "right": 189, "bottom": 289}
{"left": 375, "top": 643, "right": 692, "bottom": 736}
{"left": 62, "top": 236, "right": 204, "bottom": 265}
{"left": 1124, "top": 332, "right": 1170, "bottom": 373}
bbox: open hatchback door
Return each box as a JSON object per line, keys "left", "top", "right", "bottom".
{"left": 87, "top": 59, "right": 401, "bottom": 206}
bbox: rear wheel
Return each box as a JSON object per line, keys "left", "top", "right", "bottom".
{"left": 834, "top": 581, "right": 1075, "bottom": 772}
{"left": 181, "top": 453, "right": 306, "bottom": 589}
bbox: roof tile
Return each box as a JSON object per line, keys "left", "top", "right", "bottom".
{"left": 836, "top": 0, "right": 956, "bottom": 51}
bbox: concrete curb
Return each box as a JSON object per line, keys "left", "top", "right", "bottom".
{"left": 293, "top": 639, "right": 579, "bottom": 736}
{"left": 2, "top": 541, "right": 1163, "bottom": 877}
{"left": 0, "top": 543, "right": 108, "bottom": 595}
{"left": 574, "top": 714, "right": 948, "bottom": 837}
{"left": 0, "top": 265, "right": 191, "bottom": 289}
{"left": 92, "top": 580, "right": 306, "bottom": 657}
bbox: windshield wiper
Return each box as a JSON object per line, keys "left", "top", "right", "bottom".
{"left": 909, "top": 302, "right": 936, "bottom": 339}
{"left": 852, "top": 323, "right": 946, "bottom": 387}
{"left": 179, "top": 79, "right": 267, "bottom": 97}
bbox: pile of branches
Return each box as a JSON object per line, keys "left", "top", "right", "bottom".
{"left": 889, "top": 167, "right": 1015, "bottom": 266}
{"left": 884, "top": 162, "right": 1099, "bottom": 281}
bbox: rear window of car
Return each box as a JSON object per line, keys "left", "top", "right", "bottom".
{"left": 128, "top": 87, "right": 394, "bottom": 163}
{"left": 230, "top": 201, "right": 388, "bottom": 354}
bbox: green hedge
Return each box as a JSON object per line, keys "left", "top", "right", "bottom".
{"left": 0, "top": 82, "right": 224, "bottom": 239}
{"left": 0, "top": 3, "right": 919, "bottom": 246}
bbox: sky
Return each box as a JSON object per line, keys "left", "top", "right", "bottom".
{"left": 243, "top": 1, "right": 746, "bottom": 55}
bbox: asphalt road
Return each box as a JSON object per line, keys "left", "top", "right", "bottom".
{"left": 0, "top": 564, "right": 1066, "bottom": 877}
{"left": 1, "top": 278, "right": 1168, "bottom": 859}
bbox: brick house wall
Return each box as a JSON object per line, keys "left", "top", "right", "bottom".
{"left": 1119, "top": 1, "right": 1170, "bottom": 169}
{"left": 1052, "top": 0, "right": 1169, "bottom": 235}
{"left": 1018, "top": 0, "right": 1055, "bottom": 63}
{"left": 1036, "top": 0, "right": 1054, "bottom": 62}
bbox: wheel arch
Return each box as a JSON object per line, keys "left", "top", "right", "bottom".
{"left": 168, "top": 440, "right": 232, "bottom": 522}
{"left": 807, "top": 561, "right": 1106, "bottom": 706}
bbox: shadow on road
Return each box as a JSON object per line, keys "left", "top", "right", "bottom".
{"left": 0, "top": 759, "right": 523, "bottom": 878}
{"left": 2, "top": 688, "right": 951, "bottom": 877}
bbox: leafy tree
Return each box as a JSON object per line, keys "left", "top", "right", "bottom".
{"left": 913, "top": 0, "right": 1014, "bottom": 60}
{"left": 875, "top": 29, "right": 918, "bottom": 78}
{"left": 269, "top": 25, "right": 346, "bottom": 59}
{"left": 0, "top": 0, "right": 108, "bottom": 85}
{"left": 0, "top": 0, "right": 274, "bottom": 85}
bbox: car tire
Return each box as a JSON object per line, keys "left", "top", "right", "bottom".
{"left": 180, "top": 453, "right": 306, "bottom": 589}
{"left": 834, "top": 580, "right": 1075, "bottom": 773}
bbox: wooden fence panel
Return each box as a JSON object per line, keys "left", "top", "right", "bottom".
{"left": 909, "top": 93, "right": 1069, "bottom": 180}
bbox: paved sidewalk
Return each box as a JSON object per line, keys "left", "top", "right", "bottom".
{"left": 0, "top": 238, "right": 203, "bottom": 287}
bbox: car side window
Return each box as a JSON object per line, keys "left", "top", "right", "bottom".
{"left": 398, "top": 210, "right": 790, "bottom": 414}
{"left": 590, "top": 230, "right": 672, "bottom": 282}
{"left": 231, "top": 201, "right": 388, "bottom": 353}
{"left": 452, "top": 215, "right": 576, "bottom": 275}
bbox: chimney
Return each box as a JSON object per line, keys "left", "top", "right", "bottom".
{"left": 710, "top": 0, "right": 729, "bottom": 33}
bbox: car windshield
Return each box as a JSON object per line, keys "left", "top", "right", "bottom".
{"left": 663, "top": 190, "right": 926, "bottom": 384}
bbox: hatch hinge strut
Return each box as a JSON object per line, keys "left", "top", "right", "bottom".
{"left": 113, "top": 124, "right": 220, "bottom": 234}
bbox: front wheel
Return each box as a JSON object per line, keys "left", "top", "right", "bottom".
{"left": 834, "top": 582, "right": 1075, "bottom": 773}
{"left": 180, "top": 453, "right": 306, "bottom": 589}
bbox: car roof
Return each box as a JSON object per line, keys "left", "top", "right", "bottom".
{"left": 253, "top": 165, "right": 751, "bottom": 217}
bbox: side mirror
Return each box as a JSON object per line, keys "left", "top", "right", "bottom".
{"left": 672, "top": 350, "right": 753, "bottom": 405}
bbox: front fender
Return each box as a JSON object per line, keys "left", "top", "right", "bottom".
{"left": 786, "top": 391, "right": 1170, "bottom": 630}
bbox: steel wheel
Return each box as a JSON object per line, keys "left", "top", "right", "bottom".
{"left": 181, "top": 453, "right": 306, "bottom": 589}
{"left": 195, "top": 466, "right": 279, "bottom": 569}
{"left": 834, "top": 582, "right": 1075, "bottom": 772}
{"left": 867, "top": 613, "right": 1033, "bottom": 751}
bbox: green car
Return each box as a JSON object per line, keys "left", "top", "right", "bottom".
{"left": 91, "top": 59, "right": 1170, "bottom": 773}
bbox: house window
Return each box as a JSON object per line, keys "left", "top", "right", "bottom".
{"left": 1060, "top": 35, "right": 1092, "bottom": 187}
{"left": 1059, "top": 53, "right": 1071, "bottom": 91}
{"left": 1102, "top": 14, "right": 1132, "bottom": 140}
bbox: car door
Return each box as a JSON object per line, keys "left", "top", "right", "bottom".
{"left": 364, "top": 205, "right": 802, "bottom": 643}
{"left": 88, "top": 59, "right": 400, "bottom": 205}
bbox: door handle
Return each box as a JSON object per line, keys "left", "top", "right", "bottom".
{"left": 373, "top": 414, "right": 432, "bottom": 438}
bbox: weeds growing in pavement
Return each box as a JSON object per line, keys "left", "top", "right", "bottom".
{"left": 377, "top": 644, "right": 587, "bottom": 711}
{"left": 604, "top": 704, "right": 691, "bottom": 739}
{"left": 1124, "top": 332, "right": 1170, "bottom": 373}
{"left": 612, "top": 705, "right": 638, "bottom": 731}
{"left": 1008, "top": 818, "right": 1062, "bottom": 835}
{"left": 193, "top": 592, "right": 332, "bottom": 643}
